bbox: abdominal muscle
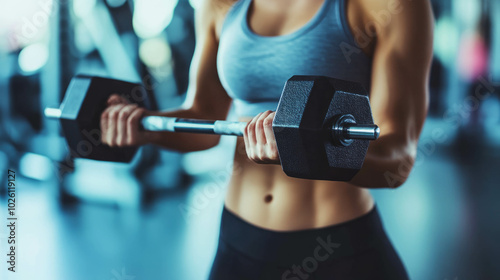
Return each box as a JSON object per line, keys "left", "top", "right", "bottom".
{"left": 224, "top": 137, "right": 375, "bottom": 231}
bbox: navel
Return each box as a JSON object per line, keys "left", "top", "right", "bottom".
{"left": 264, "top": 194, "right": 273, "bottom": 203}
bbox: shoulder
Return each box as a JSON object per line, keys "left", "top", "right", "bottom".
{"left": 349, "top": 0, "right": 433, "bottom": 55}
{"left": 196, "top": 0, "right": 239, "bottom": 39}
{"left": 355, "top": 0, "right": 433, "bottom": 35}
{"left": 197, "top": 0, "right": 239, "bottom": 21}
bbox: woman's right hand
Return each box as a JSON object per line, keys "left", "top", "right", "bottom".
{"left": 100, "top": 94, "right": 149, "bottom": 147}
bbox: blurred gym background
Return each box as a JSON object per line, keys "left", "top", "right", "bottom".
{"left": 0, "top": 0, "right": 499, "bottom": 279}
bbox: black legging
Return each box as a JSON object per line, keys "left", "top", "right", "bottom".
{"left": 209, "top": 205, "right": 408, "bottom": 280}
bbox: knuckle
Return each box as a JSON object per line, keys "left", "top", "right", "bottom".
{"left": 127, "top": 116, "right": 135, "bottom": 126}
{"left": 269, "top": 144, "right": 278, "bottom": 154}
{"left": 263, "top": 118, "right": 273, "bottom": 128}
{"left": 247, "top": 151, "right": 254, "bottom": 160}
{"left": 118, "top": 112, "right": 128, "bottom": 121}
{"left": 257, "top": 147, "right": 266, "bottom": 159}
{"left": 101, "top": 111, "right": 109, "bottom": 120}
{"left": 108, "top": 110, "right": 118, "bottom": 119}
{"left": 255, "top": 120, "right": 263, "bottom": 130}
{"left": 136, "top": 108, "right": 146, "bottom": 117}
{"left": 247, "top": 122, "right": 255, "bottom": 131}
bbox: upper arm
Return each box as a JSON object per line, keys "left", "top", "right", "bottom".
{"left": 366, "top": 0, "right": 434, "bottom": 152}
{"left": 182, "top": 0, "right": 233, "bottom": 120}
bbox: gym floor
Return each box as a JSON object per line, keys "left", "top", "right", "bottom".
{"left": 1, "top": 118, "right": 499, "bottom": 280}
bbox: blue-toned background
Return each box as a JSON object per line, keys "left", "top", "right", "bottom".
{"left": 0, "top": 0, "right": 499, "bottom": 279}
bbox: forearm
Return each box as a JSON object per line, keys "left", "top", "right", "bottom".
{"left": 349, "top": 135, "right": 416, "bottom": 189}
{"left": 143, "top": 108, "right": 223, "bottom": 152}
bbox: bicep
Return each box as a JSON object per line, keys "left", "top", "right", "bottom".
{"left": 369, "top": 0, "right": 434, "bottom": 144}
{"left": 182, "top": 0, "right": 232, "bottom": 120}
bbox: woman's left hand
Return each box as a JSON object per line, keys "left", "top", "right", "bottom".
{"left": 243, "top": 110, "right": 280, "bottom": 164}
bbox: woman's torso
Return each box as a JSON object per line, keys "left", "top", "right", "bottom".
{"left": 215, "top": 0, "right": 375, "bottom": 231}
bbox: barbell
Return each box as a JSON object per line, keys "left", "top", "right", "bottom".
{"left": 45, "top": 75, "right": 379, "bottom": 181}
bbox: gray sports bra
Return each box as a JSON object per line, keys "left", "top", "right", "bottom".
{"left": 217, "top": 0, "right": 372, "bottom": 117}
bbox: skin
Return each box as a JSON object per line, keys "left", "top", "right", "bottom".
{"left": 101, "top": 0, "right": 434, "bottom": 230}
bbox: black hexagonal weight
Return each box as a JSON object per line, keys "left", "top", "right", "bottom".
{"left": 272, "top": 76, "right": 373, "bottom": 181}
{"left": 59, "top": 75, "right": 152, "bottom": 162}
